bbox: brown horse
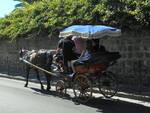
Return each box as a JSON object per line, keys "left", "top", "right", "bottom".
{"left": 19, "top": 48, "right": 55, "bottom": 91}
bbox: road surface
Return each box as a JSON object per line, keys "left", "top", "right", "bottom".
{"left": 0, "top": 77, "right": 150, "bottom": 113}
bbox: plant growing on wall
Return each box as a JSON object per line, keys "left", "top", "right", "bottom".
{"left": 0, "top": 0, "right": 149, "bottom": 40}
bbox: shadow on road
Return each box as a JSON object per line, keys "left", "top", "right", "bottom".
{"left": 30, "top": 87, "right": 71, "bottom": 99}
{"left": 80, "top": 97, "right": 150, "bottom": 113}
{"left": 30, "top": 87, "right": 150, "bottom": 113}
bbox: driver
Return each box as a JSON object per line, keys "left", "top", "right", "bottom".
{"left": 56, "top": 35, "right": 77, "bottom": 73}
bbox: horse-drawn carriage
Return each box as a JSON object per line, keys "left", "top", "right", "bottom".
{"left": 54, "top": 25, "right": 121, "bottom": 103}
{"left": 20, "top": 25, "right": 121, "bottom": 103}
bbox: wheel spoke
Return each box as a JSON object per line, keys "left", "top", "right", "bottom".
{"left": 73, "top": 74, "right": 92, "bottom": 103}
{"left": 99, "top": 71, "right": 118, "bottom": 98}
{"left": 56, "top": 80, "right": 66, "bottom": 97}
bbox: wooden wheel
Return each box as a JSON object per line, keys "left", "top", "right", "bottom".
{"left": 99, "top": 71, "right": 118, "bottom": 98}
{"left": 73, "top": 74, "right": 92, "bottom": 103}
{"left": 56, "top": 80, "right": 66, "bottom": 97}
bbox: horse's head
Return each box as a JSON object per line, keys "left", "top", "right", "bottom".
{"left": 19, "top": 48, "right": 36, "bottom": 59}
{"left": 53, "top": 52, "right": 65, "bottom": 72}
{"left": 19, "top": 48, "right": 28, "bottom": 58}
{"left": 53, "top": 52, "right": 63, "bottom": 64}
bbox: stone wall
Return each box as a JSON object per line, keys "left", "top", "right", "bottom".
{"left": 0, "top": 36, "right": 59, "bottom": 75}
{"left": 99, "top": 31, "right": 150, "bottom": 92}
{"left": 0, "top": 31, "right": 150, "bottom": 93}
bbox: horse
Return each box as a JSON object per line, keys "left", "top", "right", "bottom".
{"left": 19, "top": 48, "right": 56, "bottom": 91}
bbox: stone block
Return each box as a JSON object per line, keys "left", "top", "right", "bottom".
{"left": 135, "top": 39, "right": 142, "bottom": 44}
{"left": 126, "top": 60, "right": 132, "bottom": 66}
{"left": 121, "top": 54, "right": 127, "bottom": 58}
{"left": 128, "top": 45, "right": 133, "bottom": 51}
{"left": 134, "top": 46, "right": 140, "bottom": 51}
{"left": 145, "top": 53, "right": 150, "bottom": 58}
{"left": 143, "top": 47, "right": 148, "bottom": 51}
{"left": 128, "top": 53, "right": 132, "bottom": 58}
{"left": 136, "top": 52, "right": 144, "bottom": 58}
{"left": 126, "top": 39, "right": 133, "bottom": 44}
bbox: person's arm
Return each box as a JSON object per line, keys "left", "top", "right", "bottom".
{"left": 56, "top": 48, "right": 62, "bottom": 54}
{"left": 79, "top": 50, "right": 86, "bottom": 58}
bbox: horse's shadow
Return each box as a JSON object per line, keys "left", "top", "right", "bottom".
{"left": 29, "top": 87, "right": 150, "bottom": 113}
{"left": 30, "top": 87, "right": 71, "bottom": 100}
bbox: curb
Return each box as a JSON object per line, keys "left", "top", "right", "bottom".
{"left": 0, "top": 73, "right": 45, "bottom": 84}
{"left": 0, "top": 73, "right": 150, "bottom": 103}
{"left": 116, "top": 91, "right": 150, "bottom": 102}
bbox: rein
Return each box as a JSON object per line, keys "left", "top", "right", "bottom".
{"left": 20, "top": 58, "right": 57, "bottom": 77}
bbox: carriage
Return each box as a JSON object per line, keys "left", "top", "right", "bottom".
{"left": 54, "top": 25, "right": 121, "bottom": 103}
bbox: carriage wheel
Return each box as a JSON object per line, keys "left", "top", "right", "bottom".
{"left": 56, "top": 80, "right": 66, "bottom": 97}
{"left": 99, "top": 71, "right": 118, "bottom": 98}
{"left": 73, "top": 74, "right": 92, "bottom": 103}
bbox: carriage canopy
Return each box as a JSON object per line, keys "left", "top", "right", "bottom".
{"left": 59, "top": 25, "right": 121, "bottom": 39}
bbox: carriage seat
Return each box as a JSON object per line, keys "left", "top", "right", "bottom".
{"left": 90, "top": 51, "right": 121, "bottom": 65}
{"left": 74, "top": 51, "right": 121, "bottom": 74}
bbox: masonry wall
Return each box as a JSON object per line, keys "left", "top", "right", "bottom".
{"left": 0, "top": 31, "right": 150, "bottom": 93}
{"left": 0, "top": 36, "right": 59, "bottom": 75}
{"left": 99, "top": 31, "right": 150, "bottom": 92}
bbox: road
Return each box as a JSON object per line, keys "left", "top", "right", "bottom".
{"left": 0, "top": 77, "right": 150, "bottom": 113}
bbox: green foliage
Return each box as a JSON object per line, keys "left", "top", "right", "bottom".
{"left": 0, "top": 0, "right": 149, "bottom": 40}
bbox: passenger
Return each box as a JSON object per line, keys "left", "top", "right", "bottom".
{"left": 99, "top": 45, "right": 107, "bottom": 53}
{"left": 91, "top": 39, "right": 99, "bottom": 52}
{"left": 72, "top": 36, "right": 86, "bottom": 57}
{"left": 71, "top": 39, "right": 93, "bottom": 73}
{"left": 91, "top": 39, "right": 107, "bottom": 53}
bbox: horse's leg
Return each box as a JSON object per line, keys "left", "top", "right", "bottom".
{"left": 44, "top": 72, "right": 51, "bottom": 91}
{"left": 24, "top": 66, "right": 30, "bottom": 87}
{"left": 35, "top": 69, "right": 44, "bottom": 90}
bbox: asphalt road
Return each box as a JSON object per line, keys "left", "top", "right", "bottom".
{"left": 0, "top": 77, "right": 150, "bottom": 113}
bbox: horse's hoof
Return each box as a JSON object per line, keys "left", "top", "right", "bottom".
{"left": 46, "top": 88, "right": 50, "bottom": 91}
{"left": 41, "top": 86, "right": 44, "bottom": 90}
{"left": 24, "top": 84, "right": 28, "bottom": 87}
{"left": 47, "top": 86, "right": 51, "bottom": 89}
{"left": 45, "top": 86, "right": 51, "bottom": 91}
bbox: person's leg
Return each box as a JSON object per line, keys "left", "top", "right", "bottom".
{"left": 68, "top": 60, "right": 74, "bottom": 73}
{"left": 71, "top": 59, "right": 84, "bottom": 73}
{"left": 63, "top": 58, "right": 69, "bottom": 73}
{"left": 71, "top": 60, "right": 76, "bottom": 73}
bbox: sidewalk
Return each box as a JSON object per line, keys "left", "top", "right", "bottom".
{"left": 0, "top": 73, "right": 150, "bottom": 104}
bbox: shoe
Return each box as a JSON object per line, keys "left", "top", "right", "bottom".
{"left": 68, "top": 73, "right": 75, "bottom": 78}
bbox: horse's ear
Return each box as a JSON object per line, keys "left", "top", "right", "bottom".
{"left": 21, "top": 48, "right": 25, "bottom": 52}
{"left": 19, "top": 48, "right": 23, "bottom": 53}
{"left": 19, "top": 48, "right": 25, "bottom": 55}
